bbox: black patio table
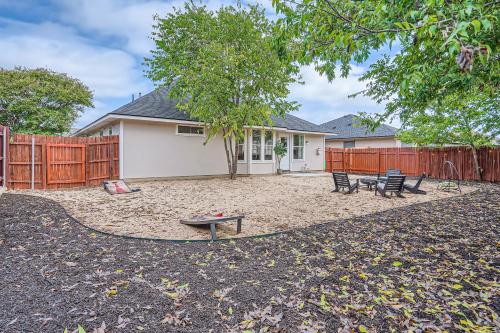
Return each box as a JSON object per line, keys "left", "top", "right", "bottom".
{"left": 360, "top": 177, "right": 378, "bottom": 191}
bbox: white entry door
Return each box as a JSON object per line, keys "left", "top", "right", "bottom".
{"left": 278, "top": 135, "right": 290, "bottom": 170}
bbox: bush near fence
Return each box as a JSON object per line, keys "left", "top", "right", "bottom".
{"left": 0, "top": 125, "right": 119, "bottom": 190}
{"left": 325, "top": 147, "right": 500, "bottom": 182}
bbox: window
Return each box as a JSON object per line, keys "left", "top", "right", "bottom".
{"left": 293, "top": 134, "right": 304, "bottom": 160}
{"left": 177, "top": 125, "right": 204, "bottom": 136}
{"left": 237, "top": 136, "right": 245, "bottom": 161}
{"left": 252, "top": 130, "right": 261, "bottom": 160}
{"left": 108, "top": 127, "right": 113, "bottom": 136}
{"left": 343, "top": 140, "right": 355, "bottom": 148}
{"left": 264, "top": 131, "right": 273, "bottom": 160}
{"left": 99, "top": 130, "right": 104, "bottom": 137}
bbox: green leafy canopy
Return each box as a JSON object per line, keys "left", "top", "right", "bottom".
{"left": 398, "top": 93, "right": 500, "bottom": 148}
{"left": 274, "top": 0, "right": 499, "bottom": 136}
{"left": 0, "top": 67, "right": 94, "bottom": 135}
{"left": 145, "top": 2, "right": 300, "bottom": 178}
{"left": 145, "top": 2, "right": 299, "bottom": 141}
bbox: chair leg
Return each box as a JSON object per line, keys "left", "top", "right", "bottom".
{"left": 236, "top": 219, "right": 242, "bottom": 234}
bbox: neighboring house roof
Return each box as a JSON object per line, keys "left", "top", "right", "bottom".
{"left": 319, "top": 114, "right": 398, "bottom": 140}
{"left": 64, "top": 128, "right": 80, "bottom": 136}
{"left": 77, "top": 88, "right": 331, "bottom": 135}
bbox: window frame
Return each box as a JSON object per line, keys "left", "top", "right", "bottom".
{"left": 237, "top": 133, "right": 246, "bottom": 162}
{"left": 250, "top": 129, "right": 276, "bottom": 162}
{"left": 176, "top": 124, "right": 205, "bottom": 137}
{"left": 264, "top": 130, "right": 273, "bottom": 161}
{"left": 292, "top": 134, "right": 305, "bottom": 161}
{"left": 251, "top": 130, "right": 262, "bottom": 161}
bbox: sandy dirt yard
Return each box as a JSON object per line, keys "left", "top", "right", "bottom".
{"left": 17, "top": 174, "right": 475, "bottom": 240}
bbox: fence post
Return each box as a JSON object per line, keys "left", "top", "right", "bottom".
{"left": 346, "top": 149, "right": 349, "bottom": 172}
{"left": 342, "top": 149, "right": 345, "bottom": 172}
{"left": 2, "top": 126, "right": 5, "bottom": 188}
{"left": 85, "top": 142, "right": 90, "bottom": 187}
{"left": 108, "top": 137, "right": 114, "bottom": 180}
{"left": 41, "top": 142, "right": 47, "bottom": 189}
{"left": 5, "top": 127, "right": 9, "bottom": 189}
{"left": 31, "top": 137, "right": 35, "bottom": 190}
{"left": 377, "top": 150, "right": 381, "bottom": 175}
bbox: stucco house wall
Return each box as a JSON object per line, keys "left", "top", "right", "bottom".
{"left": 291, "top": 134, "right": 324, "bottom": 171}
{"left": 122, "top": 120, "right": 230, "bottom": 179}
{"left": 88, "top": 119, "right": 327, "bottom": 179}
{"left": 325, "top": 137, "right": 402, "bottom": 148}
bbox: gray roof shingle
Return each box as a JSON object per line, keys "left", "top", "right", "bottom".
{"left": 110, "top": 88, "right": 328, "bottom": 133}
{"left": 319, "top": 114, "right": 398, "bottom": 140}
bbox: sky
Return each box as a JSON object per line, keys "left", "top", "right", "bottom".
{"left": 0, "top": 0, "right": 396, "bottom": 129}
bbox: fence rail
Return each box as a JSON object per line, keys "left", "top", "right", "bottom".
{"left": 325, "top": 147, "right": 500, "bottom": 182}
{"left": 2, "top": 130, "right": 119, "bottom": 190}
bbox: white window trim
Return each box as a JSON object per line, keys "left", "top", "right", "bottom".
{"left": 264, "top": 130, "right": 274, "bottom": 162}
{"left": 237, "top": 131, "right": 247, "bottom": 163}
{"left": 175, "top": 124, "right": 205, "bottom": 137}
{"left": 250, "top": 129, "right": 275, "bottom": 163}
{"left": 251, "top": 129, "right": 262, "bottom": 162}
{"left": 292, "top": 134, "right": 306, "bottom": 161}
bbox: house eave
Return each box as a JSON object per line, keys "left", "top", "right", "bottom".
{"left": 325, "top": 135, "right": 396, "bottom": 141}
{"left": 74, "top": 114, "right": 336, "bottom": 136}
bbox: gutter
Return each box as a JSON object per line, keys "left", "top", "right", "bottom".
{"left": 74, "top": 114, "right": 337, "bottom": 137}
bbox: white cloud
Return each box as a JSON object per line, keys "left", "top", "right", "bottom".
{"left": 0, "top": 18, "right": 149, "bottom": 99}
{"left": 55, "top": 0, "right": 274, "bottom": 56}
{"left": 289, "top": 65, "right": 387, "bottom": 124}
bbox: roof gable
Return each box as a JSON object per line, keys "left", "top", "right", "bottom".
{"left": 320, "top": 114, "right": 398, "bottom": 140}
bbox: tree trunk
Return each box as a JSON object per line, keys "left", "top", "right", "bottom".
{"left": 222, "top": 133, "right": 233, "bottom": 177}
{"left": 231, "top": 141, "right": 239, "bottom": 180}
{"left": 222, "top": 131, "right": 238, "bottom": 180}
{"left": 470, "top": 145, "right": 482, "bottom": 181}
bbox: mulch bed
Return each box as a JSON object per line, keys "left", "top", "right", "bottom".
{"left": 0, "top": 186, "right": 499, "bottom": 333}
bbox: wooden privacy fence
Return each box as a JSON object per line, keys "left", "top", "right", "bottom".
{"left": 325, "top": 147, "right": 500, "bottom": 182}
{"left": 3, "top": 131, "right": 119, "bottom": 190}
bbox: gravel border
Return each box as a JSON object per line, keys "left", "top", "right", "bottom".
{"left": 1, "top": 185, "right": 499, "bottom": 332}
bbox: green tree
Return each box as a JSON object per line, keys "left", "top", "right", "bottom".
{"left": 145, "top": 3, "right": 299, "bottom": 179}
{"left": 274, "top": 142, "right": 287, "bottom": 174}
{"left": 398, "top": 93, "right": 499, "bottom": 180}
{"left": 273, "top": 1, "right": 499, "bottom": 136}
{"left": 0, "top": 67, "right": 94, "bottom": 134}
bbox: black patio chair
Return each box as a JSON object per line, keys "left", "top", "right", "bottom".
{"left": 377, "top": 168, "right": 401, "bottom": 183}
{"left": 375, "top": 175, "right": 406, "bottom": 198}
{"left": 332, "top": 172, "right": 359, "bottom": 194}
{"left": 403, "top": 173, "right": 427, "bottom": 194}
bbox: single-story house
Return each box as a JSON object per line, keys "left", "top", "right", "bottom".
{"left": 75, "top": 88, "right": 333, "bottom": 180}
{"left": 320, "top": 114, "right": 406, "bottom": 148}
